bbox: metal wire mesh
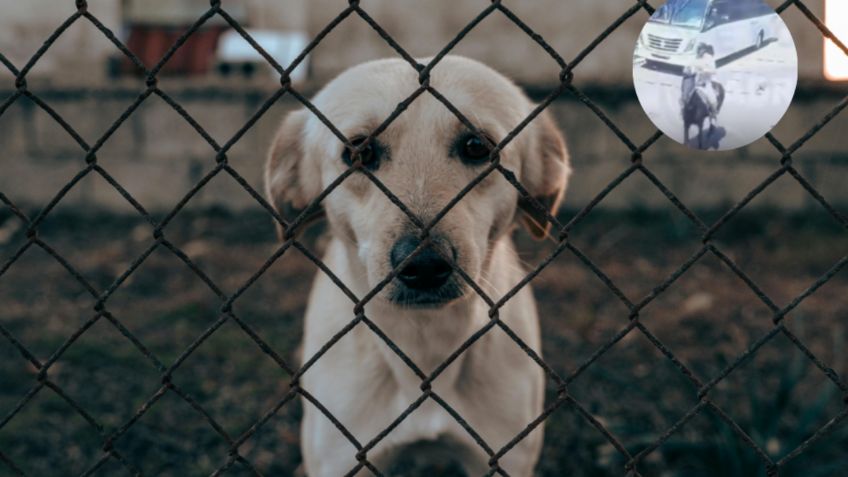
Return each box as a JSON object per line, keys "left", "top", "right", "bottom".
{"left": 0, "top": 0, "right": 847, "bottom": 475}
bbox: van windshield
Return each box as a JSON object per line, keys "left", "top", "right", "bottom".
{"left": 650, "top": 0, "right": 709, "bottom": 29}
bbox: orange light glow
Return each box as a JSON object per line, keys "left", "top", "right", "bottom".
{"left": 825, "top": 0, "right": 848, "bottom": 80}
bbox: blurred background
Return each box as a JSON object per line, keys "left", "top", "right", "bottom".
{"left": 0, "top": 1, "right": 846, "bottom": 476}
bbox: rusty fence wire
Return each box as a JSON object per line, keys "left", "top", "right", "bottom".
{"left": 1, "top": 0, "right": 848, "bottom": 475}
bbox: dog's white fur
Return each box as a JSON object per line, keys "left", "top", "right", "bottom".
{"left": 265, "top": 56, "right": 570, "bottom": 476}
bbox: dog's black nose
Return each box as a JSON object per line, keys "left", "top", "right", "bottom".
{"left": 390, "top": 236, "right": 453, "bottom": 290}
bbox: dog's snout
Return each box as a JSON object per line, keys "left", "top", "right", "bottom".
{"left": 390, "top": 236, "right": 454, "bottom": 290}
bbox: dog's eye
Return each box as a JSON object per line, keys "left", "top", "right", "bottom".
{"left": 458, "top": 134, "right": 493, "bottom": 164}
{"left": 343, "top": 137, "right": 381, "bottom": 170}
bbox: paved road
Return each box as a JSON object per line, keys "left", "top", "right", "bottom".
{"left": 633, "top": 27, "right": 797, "bottom": 150}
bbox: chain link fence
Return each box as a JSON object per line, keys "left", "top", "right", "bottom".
{"left": 1, "top": 0, "right": 847, "bottom": 475}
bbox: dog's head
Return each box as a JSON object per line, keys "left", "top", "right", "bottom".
{"left": 266, "top": 56, "right": 570, "bottom": 308}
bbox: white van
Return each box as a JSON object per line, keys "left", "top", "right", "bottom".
{"left": 637, "top": 0, "right": 779, "bottom": 68}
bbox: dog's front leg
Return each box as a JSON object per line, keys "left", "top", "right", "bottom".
{"left": 300, "top": 404, "right": 364, "bottom": 477}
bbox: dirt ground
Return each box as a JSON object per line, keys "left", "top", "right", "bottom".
{"left": 0, "top": 206, "right": 846, "bottom": 477}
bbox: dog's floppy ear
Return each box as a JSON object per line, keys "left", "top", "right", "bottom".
{"left": 518, "top": 110, "right": 571, "bottom": 240}
{"left": 265, "top": 109, "right": 323, "bottom": 240}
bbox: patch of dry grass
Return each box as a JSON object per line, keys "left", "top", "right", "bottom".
{"left": 0, "top": 208, "right": 845, "bottom": 476}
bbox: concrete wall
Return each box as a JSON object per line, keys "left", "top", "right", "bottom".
{"left": 0, "top": 0, "right": 121, "bottom": 83}
{"left": 0, "top": 0, "right": 835, "bottom": 84}
{"left": 306, "top": 0, "right": 830, "bottom": 85}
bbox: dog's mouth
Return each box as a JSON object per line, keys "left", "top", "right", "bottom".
{"left": 388, "top": 279, "right": 465, "bottom": 308}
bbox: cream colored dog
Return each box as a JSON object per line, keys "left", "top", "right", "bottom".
{"left": 265, "top": 55, "right": 570, "bottom": 476}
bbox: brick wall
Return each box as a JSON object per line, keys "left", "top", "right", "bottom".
{"left": 1, "top": 84, "right": 845, "bottom": 214}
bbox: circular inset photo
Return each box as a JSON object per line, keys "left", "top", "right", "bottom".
{"left": 633, "top": 0, "right": 798, "bottom": 151}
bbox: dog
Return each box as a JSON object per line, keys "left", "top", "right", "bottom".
{"left": 265, "top": 55, "right": 571, "bottom": 476}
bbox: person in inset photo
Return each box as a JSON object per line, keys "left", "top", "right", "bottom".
{"left": 681, "top": 42, "right": 725, "bottom": 149}
{"left": 682, "top": 43, "right": 719, "bottom": 125}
